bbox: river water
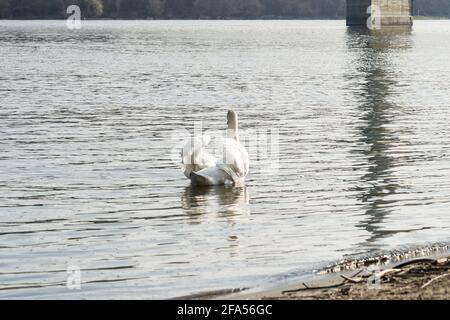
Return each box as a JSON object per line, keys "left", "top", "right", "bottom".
{"left": 1, "top": 20, "right": 450, "bottom": 299}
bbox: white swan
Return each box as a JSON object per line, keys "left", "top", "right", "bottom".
{"left": 181, "top": 111, "right": 249, "bottom": 186}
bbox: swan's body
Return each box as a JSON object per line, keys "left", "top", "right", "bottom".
{"left": 181, "top": 111, "right": 249, "bottom": 186}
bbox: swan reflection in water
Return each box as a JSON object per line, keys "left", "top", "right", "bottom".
{"left": 181, "top": 186, "right": 250, "bottom": 221}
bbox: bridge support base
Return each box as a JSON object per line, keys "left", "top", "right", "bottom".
{"left": 346, "top": 0, "right": 413, "bottom": 27}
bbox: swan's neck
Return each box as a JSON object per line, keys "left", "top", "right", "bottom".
{"left": 227, "top": 128, "right": 239, "bottom": 141}
{"left": 227, "top": 112, "right": 239, "bottom": 141}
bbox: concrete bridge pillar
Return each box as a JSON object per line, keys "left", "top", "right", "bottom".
{"left": 347, "top": 0, "right": 413, "bottom": 26}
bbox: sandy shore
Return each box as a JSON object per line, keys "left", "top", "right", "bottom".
{"left": 227, "top": 255, "right": 450, "bottom": 300}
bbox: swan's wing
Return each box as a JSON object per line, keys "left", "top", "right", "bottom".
{"left": 181, "top": 135, "right": 217, "bottom": 178}
{"left": 239, "top": 142, "right": 250, "bottom": 176}
{"left": 220, "top": 139, "right": 249, "bottom": 183}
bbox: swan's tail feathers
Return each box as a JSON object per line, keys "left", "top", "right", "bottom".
{"left": 189, "top": 167, "right": 233, "bottom": 186}
{"left": 189, "top": 171, "right": 211, "bottom": 186}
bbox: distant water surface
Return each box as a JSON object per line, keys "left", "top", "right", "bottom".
{"left": 1, "top": 20, "right": 450, "bottom": 298}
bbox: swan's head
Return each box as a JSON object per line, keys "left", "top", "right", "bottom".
{"left": 227, "top": 110, "right": 238, "bottom": 130}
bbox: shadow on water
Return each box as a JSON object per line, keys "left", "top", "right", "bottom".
{"left": 346, "top": 26, "right": 413, "bottom": 246}
{"left": 180, "top": 185, "right": 250, "bottom": 222}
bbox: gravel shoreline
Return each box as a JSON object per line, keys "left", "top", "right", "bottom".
{"left": 224, "top": 256, "right": 450, "bottom": 300}
{"left": 270, "top": 256, "right": 450, "bottom": 300}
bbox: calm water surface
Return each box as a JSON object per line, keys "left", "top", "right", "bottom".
{"left": 1, "top": 20, "right": 450, "bottom": 299}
